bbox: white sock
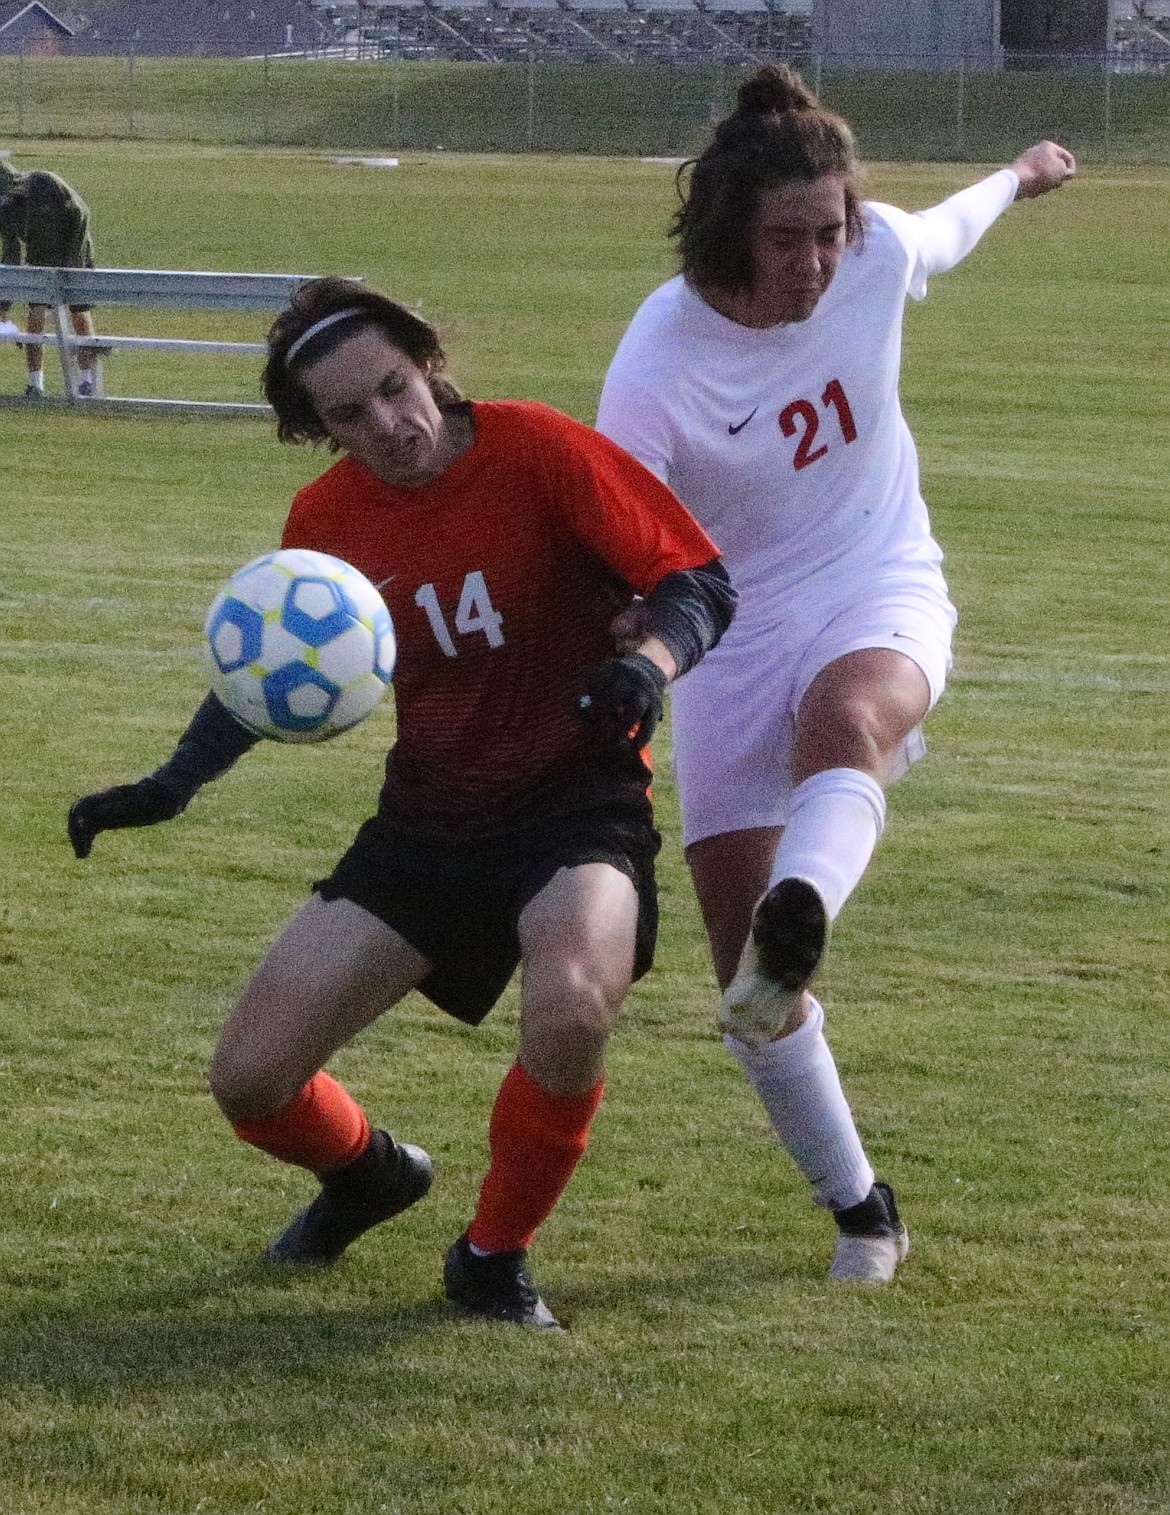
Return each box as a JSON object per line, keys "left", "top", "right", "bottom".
{"left": 27, "top": 370, "right": 45, "bottom": 392}
{"left": 726, "top": 998, "right": 873, "bottom": 1211}
{"left": 769, "top": 768, "right": 886, "bottom": 920}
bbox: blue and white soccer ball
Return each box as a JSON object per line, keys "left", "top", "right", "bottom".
{"left": 203, "top": 549, "right": 395, "bottom": 743}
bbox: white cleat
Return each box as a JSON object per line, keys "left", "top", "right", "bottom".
{"left": 829, "top": 1182, "right": 909, "bottom": 1283}
{"left": 719, "top": 937, "right": 802, "bottom": 1049}
{"left": 718, "top": 877, "right": 829, "bottom": 1049}
{"left": 830, "top": 1229, "right": 910, "bottom": 1283}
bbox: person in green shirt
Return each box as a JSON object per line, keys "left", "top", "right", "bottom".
{"left": 0, "top": 160, "right": 101, "bottom": 398}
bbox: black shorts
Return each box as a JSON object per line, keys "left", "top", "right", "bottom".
{"left": 315, "top": 804, "right": 661, "bottom": 1026}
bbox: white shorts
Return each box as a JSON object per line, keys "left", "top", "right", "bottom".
{"left": 671, "top": 567, "right": 957, "bottom": 847}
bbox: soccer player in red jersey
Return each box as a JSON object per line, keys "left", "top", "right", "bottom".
{"left": 68, "top": 278, "right": 736, "bottom": 1329}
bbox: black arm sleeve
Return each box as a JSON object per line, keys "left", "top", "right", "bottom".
{"left": 150, "top": 692, "right": 262, "bottom": 808}
{"left": 637, "top": 558, "right": 737, "bottom": 678}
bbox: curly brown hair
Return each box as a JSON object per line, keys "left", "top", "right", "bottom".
{"left": 672, "top": 65, "right": 864, "bottom": 295}
{"left": 263, "top": 276, "right": 462, "bottom": 447}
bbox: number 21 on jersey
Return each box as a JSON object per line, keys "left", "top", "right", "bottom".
{"left": 414, "top": 571, "right": 505, "bottom": 657}
{"left": 779, "top": 379, "right": 857, "bottom": 471}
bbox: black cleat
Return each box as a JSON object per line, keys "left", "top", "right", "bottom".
{"left": 719, "top": 877, "right": 830, "bottom": 1047}
{"left": 830, "top": 1181, "right": 910, "bottom": 1282}
{"left": 752, "top": 876, "right": 829, "bottom": 989}
{"left": 266, "top": 1129, "right": 433, "bottom": 1266}
{"left": 443, "top": 1233, "right": 563, "bottom": 1330}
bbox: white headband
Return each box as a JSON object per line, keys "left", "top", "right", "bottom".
{"left": 285, "top": 306, "right": 368, "bottom": 367}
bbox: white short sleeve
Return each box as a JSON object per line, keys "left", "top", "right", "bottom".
{"left": 595, "top": 371, "right": 674, "bottom": 485}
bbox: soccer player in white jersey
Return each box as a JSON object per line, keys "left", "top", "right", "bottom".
{"left": 597, "top": 65, "right": 1075, "bottom": 1282}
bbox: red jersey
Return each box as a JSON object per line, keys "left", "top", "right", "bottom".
{"left": 282, "top": 400, "right": 718, "bottom": 836}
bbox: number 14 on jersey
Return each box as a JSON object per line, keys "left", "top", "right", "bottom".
{"left": 415, "top": 571, "right": 505, "bottom": 657}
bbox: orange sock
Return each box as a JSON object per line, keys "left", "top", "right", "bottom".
{"left": 232, "top": 1071, "right": 371, "bottom": 1177}
{"left": 468, "top": 1061, "right": 604, "bottom": 1255}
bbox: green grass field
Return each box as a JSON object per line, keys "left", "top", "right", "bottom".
{"left": 2, "top": 143, "right": 1169, "bottom": 1514}
{"left": 2, "top": 56, "right": 1169, "bottom": 163}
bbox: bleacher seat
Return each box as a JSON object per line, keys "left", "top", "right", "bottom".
{"left": 562, "top": 0, "right": 632, "bottom": 12}
{"left": 310, "top": 0, "right": 810, "bottom": 64}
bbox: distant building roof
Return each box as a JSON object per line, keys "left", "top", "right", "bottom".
{"left": 74, "top": 2, "right": 315, "bottom": 58}
{"left": 0, "top": 1, "right": 75, "bottom": 36}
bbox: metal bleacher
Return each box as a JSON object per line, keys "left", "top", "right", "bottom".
{"left": 310, "top": 0, "right": 809, "bottom": 64}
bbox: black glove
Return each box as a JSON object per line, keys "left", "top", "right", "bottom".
{"left": 67, "top": 778, "right": 185, "bottom": 859}
{"left": 577, "top": 653, "right": 668, "bottom": 749}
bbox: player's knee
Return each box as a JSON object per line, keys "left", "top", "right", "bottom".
{"left": 523, "top": 973, "right": 621, "bottom": 1068}
{"left": 556, "top": 991, "right": 621, "bottom": 1051}
{"left": 535, "top": 949, "right": 629, "bottom": 1020}
{"left": 800, "top": 692, "right": 893, "bottom": 773}
{"left": 208, "top": 1040, "right": 300, "bottom": 1124}
{"left": 838, "top": 690, "right": 889, "bottom": 748}
{"left": 207, "top": 1052, "right": 261, "bottom": 1123}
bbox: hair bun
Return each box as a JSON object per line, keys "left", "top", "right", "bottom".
{"left": 736, "top": 64, "right": 818, "bottom": 116}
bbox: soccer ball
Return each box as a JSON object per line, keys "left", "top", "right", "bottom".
{"left": 204, "top": 549, "right": 395, "bottom": 743}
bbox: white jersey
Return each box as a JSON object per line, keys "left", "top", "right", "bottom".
{"left": 597, "top": 170, "right": 1019, "bottom": 630}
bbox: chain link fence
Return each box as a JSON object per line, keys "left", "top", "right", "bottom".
{"left": 0, "top": 51, "right": 1167, "bottom": 163}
